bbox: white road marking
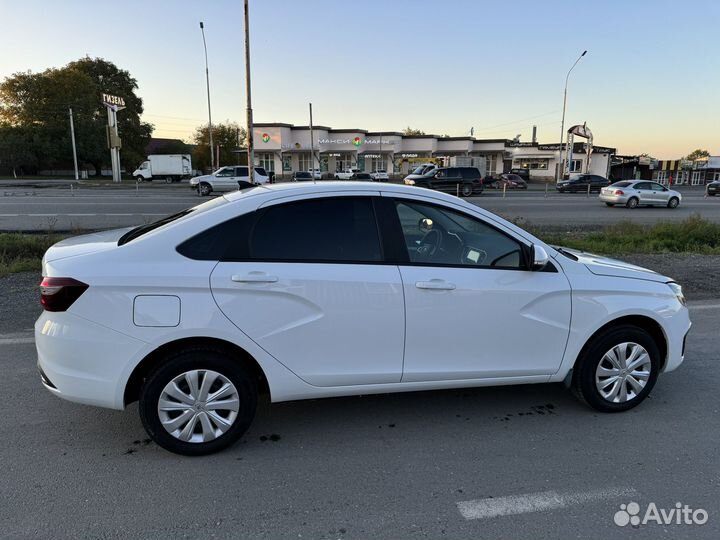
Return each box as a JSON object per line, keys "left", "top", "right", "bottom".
{"left": 457, "top": 487, "right": 637, "bottom": 520}
{"left": 0, "top": 335, "right": 35, "bottom": 345}
{"left": 689, "top": 303, "right": 720, "bottom": 311}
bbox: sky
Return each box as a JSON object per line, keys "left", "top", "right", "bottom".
{"left": 1, "top": 0, "right": 718, "bottom": 158}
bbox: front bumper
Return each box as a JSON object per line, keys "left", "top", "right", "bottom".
{"left": 35, "top": 311, "right": 148, "bottom": 410}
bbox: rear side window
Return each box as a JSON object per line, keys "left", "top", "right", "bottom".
{"left": 251, "top": 197, "right": 382, "bottom": 263}
{"left": 176, "top": 211, "right": 255, "bottom": 260}
{"left": 461, "top": 168, "right": 480, "bottom": 179}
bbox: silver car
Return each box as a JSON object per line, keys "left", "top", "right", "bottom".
{"left": 599, "top": 180, "right": 682, "bottom": 209}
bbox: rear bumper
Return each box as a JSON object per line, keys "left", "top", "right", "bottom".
{"left": 35, "top": 311, "right": 148, "bottom": 410}
{"left": 599, "top": 193, "right": 629, "bottom": 204}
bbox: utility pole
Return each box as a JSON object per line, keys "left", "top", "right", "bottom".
{"left": 68, "top": 108, "right": 79, "bottom": 180}
{"left": 200, "top": 22, "right": 214, "bottom": 171}
{"left": 556, "top": 50, "right": 587, "bottom": 183}
{"left": 244, "top": 0, "right": 255, "bottom": 181}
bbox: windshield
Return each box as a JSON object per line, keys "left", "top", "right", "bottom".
{"left": 411, "top": 165, "right": 428, "bottom": 175}
{"left": 118, "top": 196, "right": 230, "bottom": 245}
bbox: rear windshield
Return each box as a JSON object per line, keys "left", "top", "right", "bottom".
{"left": 118, "top": 195, "right": 231, "bottom": 245}
{"left": 612, "top": 181, "right": 632, "bottom": 187}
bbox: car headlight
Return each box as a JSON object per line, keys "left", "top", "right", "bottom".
{"left": 405, "top": 179, "right": 415, "bottom": 185}
{"left": 667, "top": 282, "right": 686, "bottom": 305}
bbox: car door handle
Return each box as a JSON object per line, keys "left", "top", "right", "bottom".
{"left": 231, "top": 273, "right": 278, "bottom": 283}
{"left": 415, "top": 279, "right": 456, "bottom": 290}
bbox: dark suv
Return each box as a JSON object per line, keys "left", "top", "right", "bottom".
{"left": 414, "top": 167, "right": 483, "bottom": 197}
{"left": 556, "top": 174, "right": 610, "bottom": 193}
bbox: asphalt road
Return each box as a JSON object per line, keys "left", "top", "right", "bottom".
{"left": 1, "top": 285, "right": 719, "bottom": 539}
{"left": 0, "top": 184, "right": 717, "bottom": 230}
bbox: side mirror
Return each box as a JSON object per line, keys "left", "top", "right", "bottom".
{"left": 531, "top": 244, "right": 549, "bottom": 270}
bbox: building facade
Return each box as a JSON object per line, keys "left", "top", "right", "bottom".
{"left": 252, "top": 123, "right": 615, "bottom": 181}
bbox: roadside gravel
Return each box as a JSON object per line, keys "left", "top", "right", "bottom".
{"left": 1, "top": 254, "right": 717, "bottom": 335}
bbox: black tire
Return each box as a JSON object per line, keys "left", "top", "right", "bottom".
{"left": 605, "top": 202, "right": 615, "bottom": 207}
{"left": 135, "top": 176, "right": 144, "bottom": 183}
{"left": 139, "top": 348, "right": 258, "bottom": 456}
{"left": 460, "top": 184, "right": 473, "bottom": 197}
{"left": 667, "top": 197, "right": 679, "bottom": 209}
{"left": 198, "top": 182, "right": 212, "bottom": 196}
{"left": 571, "top": 325, "right": 660, "bottom": 413}
{"left": 165, "top": 176, "right": 173, "bottom": 184}
{"left": 626, "top": 197, "right": 639, "bottom": 209}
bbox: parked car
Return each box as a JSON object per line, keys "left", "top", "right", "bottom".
{"left": 308, "top": 168, "right": 322, "bottom": 180}
{"left": 510, "top": 168, "right": 530, "bottom": 182}
{"left": 292, "top": 171, "right": 313, "bottom": 182}
{"left": 190, "top": 166, "right": 269, "bottom": 196}
{"left": 334, "top": 168, "right": 360, "bottom": 180}
{"left": 354, "top": 172, "right": 372, "bottom": 181}
{"left": 600, "top": 180, "right": 682, "bottom": 209}
{"left": 493, "top": 173, "right": 528, "bottom": 189}
{"left": 370, "top": 169, "right": 389, "bottom": 181}
{"left": 556, "top": 174, "right": 611, "bottom": 193}
{"left": 35, "top": 182, "right": 690, "bottom": 455}
{"left": 403, "top": 163, "right": 438, "bottom": 184}
{"left": 706, "top": 180, "right": 720, "bottom": 196}
{"left": 405, "top": 167, "right": 483, "bottom": 197}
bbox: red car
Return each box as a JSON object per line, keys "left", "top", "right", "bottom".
{"left": 492, "top": 173, "right": 528, "bottom": 189}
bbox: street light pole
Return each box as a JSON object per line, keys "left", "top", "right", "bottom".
{"left": 244, "top": 0, "right": 255, "bottom": 181}
{"left": 68, "top": 107, "right": 79, "bottom": 181}
{"left": 556, "top": 50, "right": 587, "bottom": 182}
{"left": 200, "top": 21, "right": 214, "bottom": 171}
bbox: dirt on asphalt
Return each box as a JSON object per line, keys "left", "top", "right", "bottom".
{"left": 1, "top": 254, "right": 717, "bottom": 334}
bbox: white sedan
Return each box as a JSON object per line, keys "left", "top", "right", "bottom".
{"left": 600, "top": 180, "right": 682, "bottom": 208}
{"left": 334, "top": 168, "right": 359, "bottom": 180}
{"left": 36, "top": 182, "right": 690, "bottom": 455}
{"left": 370, "top": 169, "right": 389, "bottom": 181}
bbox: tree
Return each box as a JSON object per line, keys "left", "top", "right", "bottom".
{"left": 402, "top": 127, "right": 426, "bottom": 136}
{"left": 192, "top": 122, "right": 247, "bottom": 172}
{"left": 684, "top": 149, "right": 710, "bottom": 161}
{"left": 0, "top": 56, "right": 153, "bottom": 176}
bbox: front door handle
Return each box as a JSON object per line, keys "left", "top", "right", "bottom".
{"left": 231, "top": 272, "right": 278, "bottom": 283}
{"left": 415, "top": 279, "right": 456, "bottom": 290}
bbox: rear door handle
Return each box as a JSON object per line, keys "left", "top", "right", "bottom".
{"left": 231, "top": 272, "right": 278, "bottom": 283}
{"left": 415, "top": 279, "right": 456, "bottom": 290}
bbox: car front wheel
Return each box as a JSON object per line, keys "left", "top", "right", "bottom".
{"left": 667, "top": 197, "right": 680, "bottom": 209}
{"left": 198, "top": 182, "right": 212, "bottom": 196}
{"left": 571, "top": 325, "right": 660, "bottom": 412}
{"left": 139, "top": 348, "right": 258, "bottom": 455}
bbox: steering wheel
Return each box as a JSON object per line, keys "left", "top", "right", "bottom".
{"left": 417, "top": 229, "right": 442, "bottom": 257}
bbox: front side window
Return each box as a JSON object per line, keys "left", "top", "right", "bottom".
{"left": 251, "top": 197, "right": 382, "bottom": 263}
{"left": 393, "top": 200, "right": 524, "bottom": 269}
{"left": 215, "top": 167, "right": 235, "bottom": 177}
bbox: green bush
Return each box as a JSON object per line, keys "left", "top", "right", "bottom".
{"left": 0, "top": 233, "right": 64, "bottom": 277}
{"left": 533, "top": 215, "right": 720, "bottom": 255}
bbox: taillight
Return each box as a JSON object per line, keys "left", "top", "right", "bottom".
{"left": 615, "top": 190, "right": 624, "bottom": 195}
{"left": 40, "top": 277, "right": 88, "bottom": 312}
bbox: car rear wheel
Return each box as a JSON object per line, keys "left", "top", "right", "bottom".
{"left": 139, "top": 348, "right": 258, "bottom": 455}
{"left": 165, "top": 176, "right": 173, "bottom": 184}
{"left": 198, "top": 182, "right": 212, "bottom": 196}
{"left": 460, "top": 184, "right": 473, "bottom": 197}
{"left": 667, "top": 197, "right": 680, "bottom": 209}
{"left": 571, "top": 325, "right": 660, "bottom": 412}
{"left": 626, "top": 197, "right": 639, "bottom": 209}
